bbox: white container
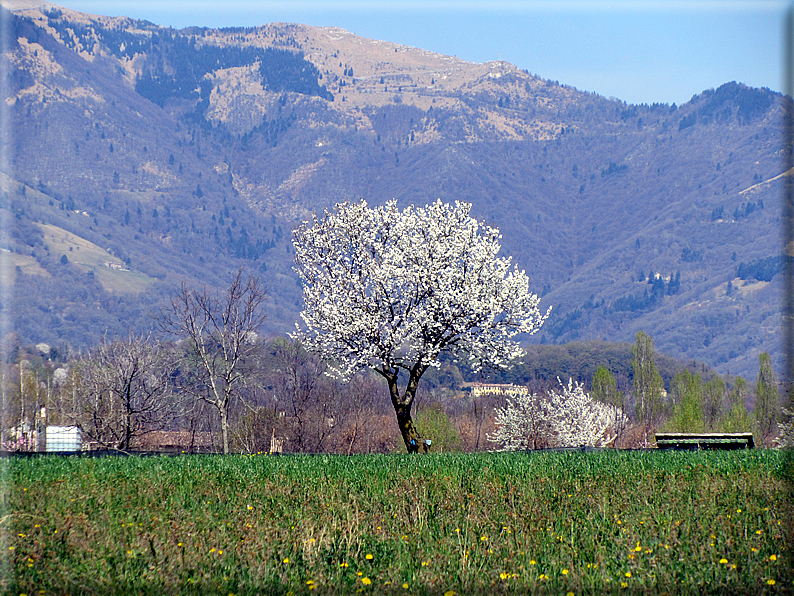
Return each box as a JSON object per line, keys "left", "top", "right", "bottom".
{"left": 45, "top": 426, "right": 82, "bottom": 452}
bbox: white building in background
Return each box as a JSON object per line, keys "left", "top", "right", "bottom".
{"left": 467, "top": 383, "right": 529, "bottom": 398}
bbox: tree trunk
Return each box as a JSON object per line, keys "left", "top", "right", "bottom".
{"left": 394, "top": 402, "right": 421, "bottom": 453}
{"left": 385, "top": 365, "right": 427, "bottom": 453}
{"left": 219, "top": 404, "right": 229, "bottom": 454}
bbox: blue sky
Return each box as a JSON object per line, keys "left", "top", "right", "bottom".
{"left": 61, "top": 0, "right": 788, "bottom": 106}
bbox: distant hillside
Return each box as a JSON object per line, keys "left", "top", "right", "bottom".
{"left": 0, "top": 1, "right": 787, "bottom": 379}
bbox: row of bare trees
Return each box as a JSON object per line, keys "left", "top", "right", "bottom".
{"left": 4, "top": 269, "right": 783, "bottom": 453}
{"left": 4, "top": 269, "right": 459, "bottom": 453}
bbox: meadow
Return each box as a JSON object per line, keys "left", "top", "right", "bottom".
{"left": 4, "top": 450, "right": 791, "bottom": 595}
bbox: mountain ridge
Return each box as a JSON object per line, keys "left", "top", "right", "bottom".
{"left": 0, "top": 1, "right": 786, "bottom": 379}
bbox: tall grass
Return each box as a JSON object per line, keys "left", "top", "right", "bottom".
{"left": 4, "top": 450, "right": 791, "bottom": 595}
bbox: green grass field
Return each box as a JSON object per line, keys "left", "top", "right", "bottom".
{"left": 4, "top": 450, "right": 792, "bottom": 595}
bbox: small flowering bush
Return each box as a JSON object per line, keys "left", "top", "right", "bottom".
{"left": 489, "top": 378, "right": 628, "bottom": 450}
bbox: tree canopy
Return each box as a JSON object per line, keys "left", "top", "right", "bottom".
{"left": 292, "top": 199, "right": 550, "bottom": 451}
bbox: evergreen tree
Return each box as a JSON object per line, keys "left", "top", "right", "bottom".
{"left": 754, "top": 352, "right": 779, "bottom": 442}
{"left": 632, "top": 331, "right": 664, "bottom": 426}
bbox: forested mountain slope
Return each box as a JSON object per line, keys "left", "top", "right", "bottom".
{"left": 0, "top": 0, "right": 787, "bottom": 378}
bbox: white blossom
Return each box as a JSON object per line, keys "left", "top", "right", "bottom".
{"left": 291, "top": 199, "right": 550, "bottom": 380}
{"left": 291, "top": 199, "right": 550, "bottom": 451}
{"left": 548, "top": 378, "right": 626, "bottom": 448}
{"left": 489, "top": 379, "right": 627, "bottom": 450}
{"left": 486, "top": 391, "right": 552, "bottom": 451}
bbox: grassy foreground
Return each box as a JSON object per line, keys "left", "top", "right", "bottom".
{"left": 3, "top": 450, "right": 792, "bottom": 595}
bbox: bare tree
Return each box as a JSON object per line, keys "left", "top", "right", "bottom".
{"left": 331, "top": 373, "right": 384, "bottom": 454}
{"left": 159, "top": 268, "right": 267, "bottom": 454}
{"left": 67, "top": 334, "right": 174, "bottom": 450}
{"left": 269, "top": 339, "right": 334, "bottom": 453}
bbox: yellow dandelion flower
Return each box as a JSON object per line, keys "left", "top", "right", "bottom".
{"left": 621, "top": 582, "right": 628, "bottom": 588}
{"left": 567, "top": 592, "right": 575, "bottom": 596}
{"left": 625, "top": 571, "right": 632, "bottom": 578}
{"left": 719, "top": 558, "right": 728, "bottom": 564}
{"left": 444, "top": 591, "right": 456, "bottom": 596}
{"left": 362, "top": 577, "right": 371, "bottom": 586}
{"left": 340, "top": 562, "right": 349, "bottom": 568}
{"left": 283, "top": 558, "right": 290, "bottom": 564}
{"left": 500, "top": 572, "right": 510, "bottom": 579}
{"left": 480, "top": 536, "right": 488, "bottom": 541}
{"left": 421, "top": 561, "right": 429, "bottom": 566}
{"left": 767, "top": 579, "right": 776, "bottom": 586}
{"left": 365, "top": 553, "right": 374, "bottom": 560}
{"left": 562, "top": 568, "right": 569, "bottom": 575}
{"left": 402, "top": 583, "right": 409, "bottom": 590}
{"left": 357, "top": 572, "right": 363, "bottom": 577}
{"left": 770, "top": 554, "right": 777, "bottom": 561}
{"left": 529, "top": 560, "right": 537, "bottom": 565}
{"left": 539, "top": 574, "right": 549, "bottom": 580}
{"left": 634, "top": 543, "right": 642, "bottom": 552}
{"left": 736, "top": 509, "right": 741, "bottom": 513}
{"left": 756, "top": 530, "right": 762, "bottom": 535}
{"left": 752, "top": 548, "right": 758, "bottom": 552}
{"left": 306, "top": 580, "right": 314, "bottom": 586}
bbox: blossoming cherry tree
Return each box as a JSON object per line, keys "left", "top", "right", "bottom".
{"left": 292, "top": 199, "right": 550, "bottom": 452}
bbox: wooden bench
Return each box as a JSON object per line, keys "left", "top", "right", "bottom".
{"left": 654, "top": 432, "right": 754, "bottom": 450}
